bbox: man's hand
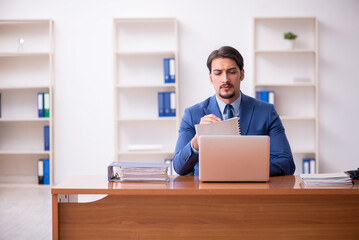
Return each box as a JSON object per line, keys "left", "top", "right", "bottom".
{"left": 191, "top": 114, "right": 221, "bottom": 150}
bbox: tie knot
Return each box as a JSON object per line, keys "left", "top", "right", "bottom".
{"left": 224, "top": 104, "right": 234, "bottom": 119}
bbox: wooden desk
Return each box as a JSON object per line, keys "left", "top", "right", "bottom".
{"left": 52, "top": 175, "right": 359, "bottom": 240}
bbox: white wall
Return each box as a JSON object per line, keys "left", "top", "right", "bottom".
{"left": 1, "top": 0, "right": 358, "bottom": 183}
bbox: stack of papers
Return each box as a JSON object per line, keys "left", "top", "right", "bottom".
{"left": 195, "top": 117, "right": 241, "bottom": 137}
{"left": 108, "top": 161, "right": 170, "bottom": 182}
{"left": 300, "top": 172, "right": 353, "bottom": 188}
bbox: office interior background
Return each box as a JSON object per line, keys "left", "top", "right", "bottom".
{"left": 0, "top": 0, "right": 358, "bottom": 185}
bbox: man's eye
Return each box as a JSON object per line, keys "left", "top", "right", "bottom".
{"left": 229, "top": 71, "right": 237, "bottom": 74}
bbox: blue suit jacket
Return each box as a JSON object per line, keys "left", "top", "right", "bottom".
{"left": 173, "top": 93, "right": 295, "bottom": 176}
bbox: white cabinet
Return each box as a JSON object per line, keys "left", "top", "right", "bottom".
{"left": 253, "top": 17, "right": 318, "bottom": 174}
{"left": 0, "top": 20, "right": 54, "bottom": 185}
{"left": 113, "top": 18, "right": 179, "bottom": 167}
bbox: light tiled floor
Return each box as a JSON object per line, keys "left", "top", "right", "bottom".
{"left": 0, "top": 186, "right": 51, "bottom": 240}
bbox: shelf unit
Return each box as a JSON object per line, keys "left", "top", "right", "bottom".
{"left": 0, "top": 19, "right": 54, "bottom": 185}
{"left": 253, "top": 17, "right": 318, "bottom": 174}
{"left": 113, "top": 18, "right": 179, "bottom": 168}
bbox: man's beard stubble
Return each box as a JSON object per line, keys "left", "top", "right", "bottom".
{"left": 219, "top": 92, "right": 236, "bottom": 99}
{"left": 219, "top": 84, "right": 236, "bottom": 99}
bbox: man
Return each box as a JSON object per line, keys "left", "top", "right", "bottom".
{"left": 173, "top": 46, "right": 295, "bottom": 176}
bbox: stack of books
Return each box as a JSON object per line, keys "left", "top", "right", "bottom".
{"left": 300, "top": 172, "right": 353, "bottom": 188}
{"left": 108, "top": 162, "right": 170, "bottom": 182}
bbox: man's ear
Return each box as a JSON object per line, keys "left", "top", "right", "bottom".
{"left": 209, "top": 72, "right": 213, "bottom": 84}
{"left": 240, "top": 69, "right": 245, "bottom": 81}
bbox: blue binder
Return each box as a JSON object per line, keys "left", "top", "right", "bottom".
{"left": 44, "top": 125, "right": 50, "bottom": 151}
{"left": 43, "top": 158, "right": 50, "bottom": 185}
{"left": 37, "top": 92, "right": 44, "bottom": 118}
{"left": 158, "top": 92, "right": 165, "bottom": 117}
{"left": 169, "top": 92, "right": 176, "bottom": 116}
{"left": 164, "top": 92, "right": 171, "bottom": 116}
{"left": 309, "top": 158, "right": 316, "bottom": 174}
{"left": 163, "top": 58, "right": 175, "bottom": 83}
{"left": 261, "top": 91, "right": 269, "bottom": 102}
{"left": 302, "top": 158, "right": 310, "bottom": 174}
{"left": 256, "top": 91, "right": 262, "bottom": 101}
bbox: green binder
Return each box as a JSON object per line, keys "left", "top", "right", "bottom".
{"left": 44, "top": 92, "right": 50, "bottom": 117}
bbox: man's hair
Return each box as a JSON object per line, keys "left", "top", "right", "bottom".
{"left": 206, "top": 46, "right": 244, "bottom": 72}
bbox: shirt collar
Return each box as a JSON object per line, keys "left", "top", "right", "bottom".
{"left": 216, "top": 92, "right": 242, "bottom": 119}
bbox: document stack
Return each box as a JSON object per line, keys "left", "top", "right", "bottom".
{"left": 195, "top": 117, "right": 241, "bottom": 137}
{"left": 300, "top": 172, "right": 353, "bottom": 188}
{"left": 108, "top": 161, "right": 170, "bottom": 182}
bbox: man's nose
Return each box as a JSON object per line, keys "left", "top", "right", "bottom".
{"left": 221, "top": 73, "right": 230, "bottom": 83}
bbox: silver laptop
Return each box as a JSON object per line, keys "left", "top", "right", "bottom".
{"left": 199, "top": 135, "right": 270, "bottom": 182}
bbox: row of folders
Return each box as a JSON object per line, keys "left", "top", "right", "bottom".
{"left": 158, "top": 91, "right": 176, "bottom": 117}
{"left": 37, "top": 92, "right": 50, "bottom": 118}
{"left": 0, "top": 92, "right": 50, "bottom": 118}
{"left": 158, "top": 58, "right": 176, "bottom": 117}
{"left": 303, "top": 158, "right": 316, "bottom": 174}
{"left": 256, "top": 90, "right": 275, "bottom": 105}
{"left": 39, "top": 126, "right": 51, "bottom": 184}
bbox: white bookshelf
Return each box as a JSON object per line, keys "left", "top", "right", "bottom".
{"left": 0, "top": 19, "right": 54, "bottom": 185}
{"left": 113, "top": 18, "right": 179, "bottom": 168}
{"left": 253, "top": 17, "right": 318, "bottom": 174}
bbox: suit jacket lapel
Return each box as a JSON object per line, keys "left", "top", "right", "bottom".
{"left": 202, "top": 94, "right": 254, "bottom": 132}
{"left": 204, "top": 95, "right": 223, "bottom": 119}
{"left": 239, "top": 93, "right": 254, "bottom": 135}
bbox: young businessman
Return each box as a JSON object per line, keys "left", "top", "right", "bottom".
{"left": 173, "top": 46, "right": 295, "bottom": 176}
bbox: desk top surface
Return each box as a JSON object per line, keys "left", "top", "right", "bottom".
{"left": 52, "top": 175, "right": 359, "bottom": 195}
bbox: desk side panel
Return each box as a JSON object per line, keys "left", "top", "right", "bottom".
{"left": 58, "top": 194, "right": 359, "bottom": 240}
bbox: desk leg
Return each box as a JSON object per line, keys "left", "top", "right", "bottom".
{"left": 52, "top": 194, "right": 58, "bottom": 240}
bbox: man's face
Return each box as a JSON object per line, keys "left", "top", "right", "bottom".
{"left": 209, "top": 57, "right": 244, "bottom": 104}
